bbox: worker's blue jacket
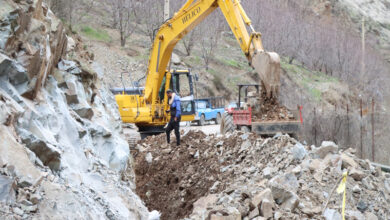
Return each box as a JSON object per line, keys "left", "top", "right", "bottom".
{"left": 170, "top": 94, "right": 181, "bottom": 118}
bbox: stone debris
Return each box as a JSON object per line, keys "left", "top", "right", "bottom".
{"left": 134, "top": 130, "right": 390, "bottom": 220}
{"left": 291, "top": 142, "right": 307, "bottom": 161}
{"left": 323, "top": 208, "right": 342, "bottom": 220}
{"left": 249, "top": 92, "right": 296, "bottom": 122}
{"left": 313, "top": 141, "right": 339, "bottom": 159}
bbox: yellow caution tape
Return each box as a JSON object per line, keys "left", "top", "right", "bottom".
{"left": 336, "top": 171, "right": 348, "bottom": 220}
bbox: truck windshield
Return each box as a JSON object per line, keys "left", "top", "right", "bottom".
{"left": 196, "top": 101, "right": 207, "bottom": 109}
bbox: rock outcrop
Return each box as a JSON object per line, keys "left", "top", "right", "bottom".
{"left": 0, "top": 0, "right": 67, "bottom": 99}
{"left": 0, "top": 0, "right": 151, "bottom": 219}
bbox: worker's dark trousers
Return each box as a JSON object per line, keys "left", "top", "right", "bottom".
{"left": 166, "top": 116, "right": 181, "bottom": 145}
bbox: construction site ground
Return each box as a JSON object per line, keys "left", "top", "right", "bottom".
{"left": 129, "top": 126, "right": 390, "bottom": 220}
{"left": 124, "top": 123, "right": 221, "bottom": 142}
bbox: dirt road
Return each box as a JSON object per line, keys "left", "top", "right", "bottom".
{"left": 123, "top": 124, "right": 220, "bottom": 144}
{"left": 182, "top": 124, "right": 220, "bottom": 135}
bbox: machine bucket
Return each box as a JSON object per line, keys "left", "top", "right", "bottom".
{"left": 251, "top": 51, "right": 281, "bottom": 98}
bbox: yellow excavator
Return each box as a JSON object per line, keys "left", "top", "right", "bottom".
{"left": 115, "top": 0, "right": 280, "bottom": 137}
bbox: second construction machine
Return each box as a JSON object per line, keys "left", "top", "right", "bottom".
{"left": 114, "top": 0, "right": 281, "bottom": 137}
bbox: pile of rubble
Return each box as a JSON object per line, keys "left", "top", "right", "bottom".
{"left": 249, "top": 92, "right": 296, "bottom": 122}
{"left": 134, "top": 130, "right": 390, "bottom": 220}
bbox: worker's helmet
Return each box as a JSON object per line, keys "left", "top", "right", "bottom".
{"left": 166, "top": 89, "right": 173, "bottom": 94}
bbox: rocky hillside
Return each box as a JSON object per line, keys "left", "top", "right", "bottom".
{"left": 337, "top": 0, "right": 390, "bottom": 61}
{"left": 0, "top": 0, "right": 151, "bottom": 219}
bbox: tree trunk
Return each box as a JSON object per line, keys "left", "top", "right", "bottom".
{"left": 185, "top": 47, "right": 191, "bottom": 56}
{"left": 121, "top": 35, "right": 126, "bottom": 47}
{"left": 288, "top": 57, "right": 294, "bottom": 64}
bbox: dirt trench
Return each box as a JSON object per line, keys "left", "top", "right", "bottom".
{"left": 132, "top": 131, "right": 251, "bottom": 220}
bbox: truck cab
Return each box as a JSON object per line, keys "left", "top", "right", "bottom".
{"left": 194, "top": 97, "right": 225, "bottom": 126}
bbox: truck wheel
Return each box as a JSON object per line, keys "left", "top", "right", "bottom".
{"left": 220, "top": 113, "right": 235, "bottom": 134}
{"left": 240, "top": 126, "right": 250, "bottom": 133}
{"left": 214, "top": 113, "right": 222, "bottom": 124}
{"left": 199, "top": 114, "right": 206, "bottom": 126}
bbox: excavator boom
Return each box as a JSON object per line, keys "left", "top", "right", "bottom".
{"left": 144, "top": 0, "right": 280, "bottom": 102}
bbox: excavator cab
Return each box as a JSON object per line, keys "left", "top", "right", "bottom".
{"left": 170, "top": 70, "right": 196, "bottom": 119}
{"left": 137, "top": 69, "right": 196, "bottom": 138}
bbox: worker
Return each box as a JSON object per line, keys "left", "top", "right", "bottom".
{"left": 166, "top": 89, "right": 181, "bottom": 146}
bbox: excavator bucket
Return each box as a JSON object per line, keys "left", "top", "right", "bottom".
{"left": 251, "top": 51, "right": 281, "bottom": 98}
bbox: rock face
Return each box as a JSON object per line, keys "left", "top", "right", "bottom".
{"left": 0, "top": 0, "right": 67, "bottom": 99}
{"left": 0, "top": 1, "right": 151, "bottom": 219}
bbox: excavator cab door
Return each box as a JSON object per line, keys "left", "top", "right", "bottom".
{"left": 171, "top": 70, "right": 195, "bottom": 120}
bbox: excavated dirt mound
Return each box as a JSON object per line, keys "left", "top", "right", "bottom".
{"left": 134, "top": 130, "right": 258, "bottom": 220}
{"left": 251, "top": 92, "right": 296, "bottom": 122}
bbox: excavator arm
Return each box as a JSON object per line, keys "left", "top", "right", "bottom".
{"left": 115, "top": 0, "right": 280, "bottom": 136}
{"left": 217, "top": 0, "right": 280, "bottom": 98}
{"left": 145, "top": 0, "right": 280, "bottom": 105}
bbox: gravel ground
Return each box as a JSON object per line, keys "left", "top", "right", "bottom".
{"left": 183, "top": 124, "right": 220, "bottom": 135}
{"left": 124, "top": 123, "right": 221, "bottom": 143}
{"left": 133, "top": 130, "right": 390, "bottom": 220}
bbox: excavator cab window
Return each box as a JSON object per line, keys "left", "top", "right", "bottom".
{"left": 158, "top": 74, "right": 178, "bottom": 102}
{"left": 171, "top": 70, "right": 195, "bottom": 116}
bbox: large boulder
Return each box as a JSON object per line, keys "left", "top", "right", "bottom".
{"left": 73, "top": 104, "right": 94, "bottom": 119}
{"left": 251, "top": 188, "right": 274, "bottom": 208}
{"left": 269, "top": 174, "right": 300, "bottom": 212}
{"left": 0, "top": 88, "right": 24, "bottom": 125}
{"left": 291, "top": 142, "right": 307, "bottom": 161}
{"left": 269, "top": 174, "right": 299, "bottom": 203}
{"left": 0, "top": 54, "right": 33, "bottom": 96}
{"left": 0, "top": 126, "right": 43, "bottom": 186}
{"left": 18, "top": 129, "right": 62, "bottom": 172}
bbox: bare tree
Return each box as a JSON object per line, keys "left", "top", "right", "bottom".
{"left": 49, "top": 0, "right": 95, "bottom": 32}
{"left": 106, "top": 0, "right": 138, "bottom": 47}
{"left": 137, "top": 0, "right": 164, "bottom": 43}
{"left": 182, "top": 28, "right": 199, "bottom": 56}
{"left": 199, "top": 13, "right": 224, "bottom": 70}
{"left": 200, "top": 32, "right": 218, "bottom": 70}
